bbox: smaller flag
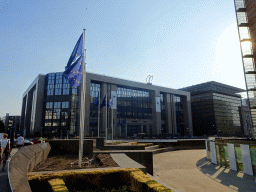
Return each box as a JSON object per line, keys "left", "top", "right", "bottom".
{"left": 94, "top": 92, "right": 99, "bottom": 107}
{"left": 121, "top": 118, "right": 126, "bottom": 125}
{"left": 100, "top": 95, "right": 107, "bottom": 108}
{"left": 109, "top": 97, "right": 113, "bottom": 108}
{"left": 117, "top": 119, "right": 121, "bottom": 127}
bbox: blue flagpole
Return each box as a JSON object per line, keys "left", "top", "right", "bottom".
{"left": 78, "top": 29, "right": 86, "bottom": 168}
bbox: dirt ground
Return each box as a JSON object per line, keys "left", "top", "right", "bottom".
{"left": 32, "top": 153, "right": 119, "bottom": 172}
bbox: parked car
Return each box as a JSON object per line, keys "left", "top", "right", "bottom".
{"left": 30, "top": 137, "right": 40, "bottom": 144}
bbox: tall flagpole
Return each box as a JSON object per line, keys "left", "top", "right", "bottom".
{"left": 98, "top": 89, "right": 100, "bottom": 137}
{"left": 78, "top": 29, "right": 86, "bottom": 167}
{"left": 111, "top": 99, "right": 113, "bottom": 141}
{"left": 106, "top": 93, "right": 108, "bottom": 140}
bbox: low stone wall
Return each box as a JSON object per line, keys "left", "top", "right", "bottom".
{"left": 94, "top": 150, "right": 153, "bottom": 175}
{"left": 48, "top": 139, "right": 93, "bottom": 156}
{"left": 177, "top": 139, "right": 206, "bottom": 149}
{"left": 84, "top": 137, "right": 105, "bottom": 149}
{"left": 8, "top": 143, "right": 51, "bottom": 192}
{"left": 100, "top": 145, "right": 146, "bottom": 150}
{"left": 110, "top": 153, "right": 147, "bottom": 173}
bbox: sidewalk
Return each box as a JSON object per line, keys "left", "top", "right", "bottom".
{"left": 153, "top": 149, "right": 256, "bottom": 192}
{"left": 0, "top": 148, "right": 18, "bottom": 192}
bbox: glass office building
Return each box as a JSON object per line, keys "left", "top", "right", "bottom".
{"left": 180, "top": 81, "right": 245, "bottom": 136}
{"left": 20, "top": 72, "right": 193, "bottom": 139}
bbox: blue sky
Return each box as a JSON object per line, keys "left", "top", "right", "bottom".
{"left": 0, "top": 0, "right": 246, "bottom": 117}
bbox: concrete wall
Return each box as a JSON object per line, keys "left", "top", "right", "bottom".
{"left": 84, "top": 137, "right": 105, "bottom": 148}
{"left": 8, "top": 143, "right": 51, "bottom": 192}
{"left": 125, "top": 151, "right": 153, "bottom": 175}
{"left": 100, "top": 145, "right": 146, "bottom": 150}
{"left": 48, "top": 139, "right": 93, "bottom": 155}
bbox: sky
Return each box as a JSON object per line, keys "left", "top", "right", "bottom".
{"left": 0, "top": 0, "right": 247, "bottom": 117}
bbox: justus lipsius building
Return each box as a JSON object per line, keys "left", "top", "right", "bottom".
{"left": 20, "top": 72, "right": 193, "bottom": 139}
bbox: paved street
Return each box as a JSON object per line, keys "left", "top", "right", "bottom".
{"left": 153, "top": 149, "right": 256, "bottom": 192}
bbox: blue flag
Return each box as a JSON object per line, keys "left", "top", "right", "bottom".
{"left": 63, "top": 55, "right": 83, "bottom": 87}
{"left": 100, "top": 95, "right": 107, "bottom": 108}
{"left": 65, "top": 34, "right": 83, "bottom": 70}
{"left": 64, "top": 33, "right": 84, "bottom": 87}
{"left": 117, "top": 119, "right": 121, "bottom": 127}
{"left": 109, "top": 97, "right": 113, "bottom": 108}
{"left": 94, "top": 92, "right": 99, "bottom": 106}
{"left": 121, "top": 118, "right": 126, "bottom": 125}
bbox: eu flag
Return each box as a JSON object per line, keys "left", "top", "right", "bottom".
{"left": 65, "top": 34, "right": 83, "bottom": 70}
{"left": 63, "top": 55, "right": 83, "bottom": 87}
{"left": 94, "top": 92, "right": 99, "bottom": 107}
{"left": 100, "top": 95, "right": 107, "bottom": 108}
{"left": 121, "top": 118, "right": 126, "bottom": 125}
{"left": 63, "top": 33, "right": 84, "bottom": 87}
{"left": 109, "top": 97, "right": 113, "bottom": 108}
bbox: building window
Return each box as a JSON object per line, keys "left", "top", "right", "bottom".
{"left": 54, "top": 102, "right": 61, "bottom": 109}
{"left": 61, "top": 112, "right": 69, "bottom": 119}
{"left": 61, "top": 122, "right": 66, "bottom": 126}
{"left": 53, "top": 102, "right": 61, "bottom": 119}
{"left": 55, "top": 84, "right": 62, "bottom": 95}
{"left": 117, "top": 87, "right": 152, "bottom": 119}
{"left": 63, "top": 83, "right": 70, "bottom": 95}
{"left": 45, "top": 110, "right": 52, "bottom": 119}
{"left": 45, "top": 122, "right": 51, "bottom": 126}
{"left": 47, "top": 84, "right": 54, "bottom": 96}
{"left": 46, "top": 102, "right": 53, "bottom": 109}
{"left": 48, "top": 73, "right": 55, "bottom": 84}
{"left": 62, "top": 101, "right": 69, "bottom": 109}
{"left": 53, "top": 122, "right": 59, "bottom": 126}
{"left": 56, "top": 73, "right": 62, "bottom": 84}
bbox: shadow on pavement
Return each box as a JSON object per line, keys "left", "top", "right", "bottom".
{"left": 196, "top": 157, "right": 256, "bottom": 192}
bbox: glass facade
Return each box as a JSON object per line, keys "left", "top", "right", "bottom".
{"left": 234, "top": 0, "right": 256, "bottom": 137}
{"left": 40, "top": 73, "right": 190, "bottom": 138}
{"left": 175, "top": 95, "right": 183, "bottom": 135}
{"left": 213, "top": 93, "right": 242, "bottom": 136}
{"left": 116, "top": 86, "right": 152, "bottom": 137}
{"left": 89, "top": 82, "right": 101, "bottom": 137}
{"left": 190, "top": 92, "right": 243, "bottom": 136}
{"left": 44, "top": 72, "right": 78, "bottom": 138}
{"left": 116, "top": 87, "right": 152, "bottom": 119}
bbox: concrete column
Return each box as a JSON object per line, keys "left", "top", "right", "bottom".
{"left": 240, "top": 144, "right": 253, "bottom": 176}
{"left": 227, "top": 143, "right": 237, "bottom": 171}
{"left": 24, "top": 88, "right": 35, "bottom": 137}
{"left": 84, "top": 75, "right": 91, "bottom": 137}
{"left": 210, "top": 141, "right": 217, "bottom": 164}
{"left": 166, "top": 94, "right": 172, "bottom": 134}
{"left": 152, "top": 90, "right": 161, "bottom": 135}
{"left": 171, "top": 94, "right": 177, "bottom": 134}
{"left": 146, "top": 125, "right": 150, "bottom": 135}
{"left": 205, "top": 140, "right": 209, "bottom": 159}
{"left": 182, "top": 94, "right": 193, "bottom": 136}
{"left": 110, "top": 84, "right": 118, "bottom": 138}
{"left": 34, "top": 75, "right": 45, "bottom": 134}
{"left": 101, "top": 83, "right": 108, "bottom": 138}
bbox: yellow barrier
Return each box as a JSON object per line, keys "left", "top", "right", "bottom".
{"left": 48, "top": 178, "right": 69, "bottom": 192}
{"left": 28, "top": 168, "right": 173, "bottom": 192}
